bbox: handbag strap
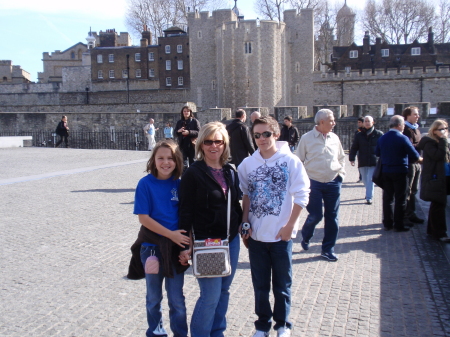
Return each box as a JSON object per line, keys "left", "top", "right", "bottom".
{"left": 192, "top": 171, "right": 232, "bottom": 241}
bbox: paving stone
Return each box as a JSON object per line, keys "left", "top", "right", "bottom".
{"left": 0, "top": 148, "right": 449, "bottom": 336}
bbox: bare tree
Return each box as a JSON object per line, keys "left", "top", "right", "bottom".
{"left": 362, "top": 0, "right": 436, "bottom": 44}
{"left": 125, "top": 0, "right": 226, "bottom": 43}
{"left": 435, "top": 0, "right": 450, "bottom": 42}
{"left": 254, "top": 0, "right": 288, "bottom": 22}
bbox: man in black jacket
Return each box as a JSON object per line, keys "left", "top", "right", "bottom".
{"left": 226, "top": 109, "right": 255, "bottom": 168}
{"left": 279, "top": 116, "right": 299, "bottom": 153}
{"left": 349, "top": 116, "right": 384, "bottom": 204}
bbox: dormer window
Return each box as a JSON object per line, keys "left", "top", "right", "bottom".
{"left": 349, "top": 50, "right": 358, "bottom": 58}
{"left": 381, "top": 49, "right": 389, "bottom": 57}
{"left": 411, "top": 47, "right": 421, "bottom": 55}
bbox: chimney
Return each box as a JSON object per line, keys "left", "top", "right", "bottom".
{"left": 363, "top": 31, "right": 370, "bottom": 54}
{"left": 428, "top": 27, "right": 435, "bottom": 54}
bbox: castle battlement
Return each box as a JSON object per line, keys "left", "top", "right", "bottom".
{"left": 318, "top": 65, "right": 450, "bottom": 81}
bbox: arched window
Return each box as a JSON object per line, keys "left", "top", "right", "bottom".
{"left": 3, "top": 77, "right": 7, "bottom": 82}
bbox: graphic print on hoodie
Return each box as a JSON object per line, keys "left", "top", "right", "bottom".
{"left": 248, "top": 161, "right": 289, "bottom": 218}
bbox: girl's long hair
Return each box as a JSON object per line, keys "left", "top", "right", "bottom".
{"left": 146, "top": 140, "right": 183, "bottom": 180}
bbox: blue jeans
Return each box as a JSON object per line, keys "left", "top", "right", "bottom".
{"left": 190, "top": 236, "right": 240, "bottom": 337}
{"left": 359, "top": 166, "right": 375, "bottom": 200}
{"left": 289, "top": 145, "right": 295, "bottom": 153}
{"left": 248, "top": 238, "right": 293, "bottom": 332}
{"left": 140, "top": 245, "right": 188, "bottom": 337}
{"left": 301, "top": 175, "right": 342, "bottom": 253}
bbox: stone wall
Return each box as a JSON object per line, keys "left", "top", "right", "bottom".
{"left": 313, "top": 66, "right": 450, "bottom": 111}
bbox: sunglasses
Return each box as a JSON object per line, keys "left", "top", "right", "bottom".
{"left": 254, "top": 131, "right": 273, "bottom": 139}
{"left": 203, "top": 140, "right": 224, "bottom": 146}
{"left": 438, "top": 128, "right": 448, "bottom": 131}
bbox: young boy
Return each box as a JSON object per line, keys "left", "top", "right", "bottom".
{"left": 237, "top": 116, "right": 310, "bottom": 337}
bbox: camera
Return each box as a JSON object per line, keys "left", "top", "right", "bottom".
{"left": 241, "top": 222, "right": 251, "bottom": 235}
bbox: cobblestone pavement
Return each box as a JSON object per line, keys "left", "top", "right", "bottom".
{"left": 1, "top": 147, "right": 449, "bottom": 337}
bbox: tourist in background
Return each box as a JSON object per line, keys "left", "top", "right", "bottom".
{"left": 402, "top": 106, "right": 425, "bottom": 224}
{"left": 143, "top": 118, "right": 159, "bottom": 151}
{"left": 418, "top": 119, "right": 450, "bottom": 242}
{"left": 349, "top": 116, "right": 383, "bottom": 204}
{"left": 164, "top": 122, "right": 174, "bottom": 140}
{"left": 296, "top": 109, "right": 345, "bottom": 262}
{"left": 175, "top": 106, "right": 201, "bottom": 170}
{"left": 55, "top": 115, "right": 69, "bottom": 148}
{"left": 375, "top": 115, "right": 420, "bottom": 232}
{"left": 226, "top": 109, "right": 255, "bottom": 168}
{"left": 279, "top": 116, "right": 299, "bottom": 153}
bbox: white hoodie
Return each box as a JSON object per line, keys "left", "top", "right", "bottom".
{"left": 238, "top": 141, "right": 310, "bottom": 242}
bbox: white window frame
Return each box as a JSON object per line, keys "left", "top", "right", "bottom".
{"left": 411, "top": 47, "right": 421, "bottom": 55}
{"left": 136, "top": 69, "right": 141, "bottom": 78}
{"left": 108, "top": 54, "right": 114, "bottom": 63}
{"left": 345, "top": 66, "right": 351, "bottom": 73}
{"left": 149, "top": 69, "right": 155, "bottom": 77}
{"left": 178, "top": 76, "right": 184, "bottom": 86}
{"left": 177, "top": 45, "right": 182, "bottom": 53}
{"left": 166, "top": 60, "right": 171, "bottom": 71}
{"left": 381, "top": 49, "right": 389, "bottom": 57}
{"left": 165, "top": 45, "right": 171, "bottom": 54}
{"left": 177, "top": 60, "right": 183, "bottom": 70}
{"left": 97, "top": 54, "right": 103, "bottom": 63}
{"left": 122, "top": 69, "right": 128, "bottom": 78}
{"left": 109, "top": 70, "right": 115, "bottom": 78}
{"left": 166, "top": 77, "right": 172, "bottom": 86}
{"left": 135, "top": 53, "right": 141, "bottom": 62}
{"left": 148, "top": 52, "right": 155, "bottom": 61}
{"left": 349, "top": 50, "right": 358, "bottom": 58}
{"left": 98, "top": 70, "right": 103, "bottom": 79}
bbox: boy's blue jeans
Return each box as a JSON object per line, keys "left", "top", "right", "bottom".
{"left": 190, "top": 236, "right": 240, "bottom": 337}
{"left": 140, "top": 245, "right": 188, "bottom": 337}
{"left": 248, "top": 237, "right": 293, "bottom": 332}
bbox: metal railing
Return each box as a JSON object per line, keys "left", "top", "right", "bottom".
{"left": 0, "top": 122, "right": 391, "bottom": 151}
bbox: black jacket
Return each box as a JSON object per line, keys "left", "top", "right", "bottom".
{"left": 349, "top": 128, "right": 384, "bottom": 167}
{"left": 56, "top": 121, "right": 69, "bottom": 137}
{"left": 279, "top": 125, "right": 299, "bottom": 147}
{"left": 179, "top": 160, "right": 242, "bottom": 244}
{"left": 418, "top": 136, "right": 449, "bottom": 204}
{"left": 175, "top": 118, "right": 200, "bottom": 153}
{"left": 226, "top": 119, "right": 255, "bottom": 167}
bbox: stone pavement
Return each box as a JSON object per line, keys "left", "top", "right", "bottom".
{"left": 1, "top": 147, "right": 450, "bottom": 337}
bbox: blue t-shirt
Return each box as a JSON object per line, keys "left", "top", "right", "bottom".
{"left": 147, "top": 124, "right": 155, "bottom": 136}
{"left": 134, "top": 174, "right": 180, "bottom": 234}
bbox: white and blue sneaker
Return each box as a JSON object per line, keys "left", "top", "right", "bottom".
{"left": 252, "top": 330, "right": 270, "bottom": 337}
{"left": 277, "top": 327, "right": 291, "bottom": 337}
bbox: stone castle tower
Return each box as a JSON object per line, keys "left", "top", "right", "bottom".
{"left": 336, "top": 0, "right": 356, "bottom": 46}
{"left": 188, "top": 8, "right": 315, "bottom": 111}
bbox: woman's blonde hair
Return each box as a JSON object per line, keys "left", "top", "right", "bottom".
{"left": 145, "top": 140, "right": 183, "bottom": 179}
{"left": 195, "top": 122, "right": 230, "bottom": 166}
{"left": 428, "top": 119, "right": 448, "bottom": 143}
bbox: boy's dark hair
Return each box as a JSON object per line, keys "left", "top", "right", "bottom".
{"left": 235, "top": 109, "right": 245, "bottom": 118}
{"left": 357, "top": 117, "right": 364, "bottom": 123}
{"left": 180, "top": 105, "right": 194, "bottom": 120}
{"left": 146, "top": 140, "right": 183, "bottom": 180}
{"left": 402, "top": 106, "right": 418, "bottom": 119}
{"left": 252, "top": 116, "right": 280, "bottom": 136}
{"left": 284, "top": 116, "right": 293, "bottom": 122}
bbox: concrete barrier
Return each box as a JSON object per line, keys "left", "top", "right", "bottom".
{"left": 0, "top": 136, "right": 32, "bottom": 148}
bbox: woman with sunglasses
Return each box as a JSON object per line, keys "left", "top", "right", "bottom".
{"left": 178, "top": 122, "right": 242, "bottom": 336}
{"left": 418, "top": 119, "right": 450, "bottom": 242}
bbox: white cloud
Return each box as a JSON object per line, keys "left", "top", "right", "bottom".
{"left": 0, "top": 0, "right": 128, "bottom": 18}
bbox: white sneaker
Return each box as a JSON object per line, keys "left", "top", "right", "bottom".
{"left": 277, "top": 327, "right": 291, "bottom": 337}
{"left": 252, "top": 330, "right": 270, "bottom": 337}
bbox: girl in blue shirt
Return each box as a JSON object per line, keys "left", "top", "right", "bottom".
{"left": 133, "top": 140, "right": 190, "bottom": 337}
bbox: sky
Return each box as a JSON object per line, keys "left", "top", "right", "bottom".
{"left": 0, "top": 0, "right": 365, "bottom": 82}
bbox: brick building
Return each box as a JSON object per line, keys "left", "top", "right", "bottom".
{"left": 331, "top": 28, "right": 450, "bottom": 73}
